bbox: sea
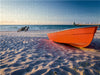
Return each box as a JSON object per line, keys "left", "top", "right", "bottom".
{"left": 0, "top": 25, "right": 99, "bottom": 31}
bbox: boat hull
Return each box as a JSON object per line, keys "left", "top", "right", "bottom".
{"left": 47, "top": 26, "right": 98, "bottom": 47}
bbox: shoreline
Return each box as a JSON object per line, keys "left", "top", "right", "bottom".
{"left": 0, "top": 29, "right": 100, "bottom": 37}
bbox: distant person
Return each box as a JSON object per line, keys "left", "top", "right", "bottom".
{"left": 25, "top": 26, "right": 29, "bottom": 32}
{"left": 17, "top": 26, "right": 27, "bottom": 32}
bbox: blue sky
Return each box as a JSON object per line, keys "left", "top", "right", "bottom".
{"left": 0, "top": 0, "right": 100, "bottom": 25}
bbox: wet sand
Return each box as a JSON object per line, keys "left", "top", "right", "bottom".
{"left": 0, "top": 30, "right": 100, "bottom": 75}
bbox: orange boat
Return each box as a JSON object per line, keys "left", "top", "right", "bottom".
{"left": 47, "top": 26, "right": 98, "bottom": 47}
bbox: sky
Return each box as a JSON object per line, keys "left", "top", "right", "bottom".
{"left": 0, "top": 0, "right": 100, "bottom": 25}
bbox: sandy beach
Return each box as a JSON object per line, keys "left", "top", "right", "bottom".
{"left": 0, "top": 30, "right": 100, "bottom": 75}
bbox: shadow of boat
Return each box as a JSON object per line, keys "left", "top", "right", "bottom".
{"left": 53, "top": 37, "right": 100, "bottom": 52}
{"left": 86, "top": 38, "right": 100, "bottom": 52}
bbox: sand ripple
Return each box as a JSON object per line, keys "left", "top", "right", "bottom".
{"left": 0, "top": 31, "right": 100, "bottom": 75}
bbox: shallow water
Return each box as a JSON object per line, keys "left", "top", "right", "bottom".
{"left": 0, "top": 25, "right": 99, "bottom": 31}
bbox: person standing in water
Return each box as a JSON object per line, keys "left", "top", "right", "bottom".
{"left": 17, "top": 26, "right": 29, "bottom": 32}
{"left": 25, "top": 26, "right": 29, "bottom": 31}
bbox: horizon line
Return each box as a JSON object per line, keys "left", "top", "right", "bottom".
{"left": 0, "top": 24, "right": 100, "bottom": 25}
